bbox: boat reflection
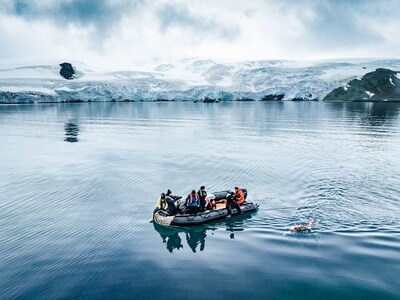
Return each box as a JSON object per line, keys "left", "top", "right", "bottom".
{"left": 155, "top": 223, "right": 184, "bottom": 253}
{"left": 185, "top": 229, "right": 207, "bottom": 253}
{"left": 64, "top": 121, "right": 79, "bottom": 143}
{"left": 153, "top": 213, "right": 254, "bottom": 253}
{"left": 153, "top": 222, "right": 208, "bottom": 253}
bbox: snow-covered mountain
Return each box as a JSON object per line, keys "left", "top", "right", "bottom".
{"left": 0, "top": 58, "right": 399, "bottom": 103}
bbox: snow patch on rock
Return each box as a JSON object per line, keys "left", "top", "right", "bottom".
{"left": 365, "top": 91, "right": 375, "bottom": 98}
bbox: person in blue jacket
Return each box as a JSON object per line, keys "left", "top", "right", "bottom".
{"left": 185, "top": 190, "right": 200, "bottom": 214}
{"left": 165, "top": 189, "right": 181, "bottom": 215}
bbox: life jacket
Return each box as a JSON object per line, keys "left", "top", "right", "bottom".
{"left": 198, "top": 189, "right": 207, "bottom": 197}
{"left": 205, "top": 194, "right": 215, "bottom": 210}
{"left": 235, "top": 188, "right": 245, "bottom": 205}
{"left": 187, "top": 193, "right": 199, "bottom": 207}
{"left": 158, "top": 197, "right": 168, "bottom": 210}
{"left": 190, "top": 193, "right": 199, "bottom": 203}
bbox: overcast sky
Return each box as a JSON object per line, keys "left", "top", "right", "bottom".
{"left": 1, "top": 0, "right": 399, "bottom": 67}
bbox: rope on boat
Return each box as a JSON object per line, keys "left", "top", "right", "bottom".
{"left": 186, "top": 211, "right": 212, "bottom": 221}
{"left": 218, "top": 209, "right": 226, "bottom": 215}
{"left": 186, "top": 215, "right": 196, "bottom": 221}
{"left": 153, "top": 211, "right": 174, "bottom": 226}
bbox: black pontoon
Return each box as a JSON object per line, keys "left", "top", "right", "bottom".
{"left": 153, "top": 189, "right": 258, "bottom": 226}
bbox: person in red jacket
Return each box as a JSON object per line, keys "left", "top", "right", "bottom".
{"left": 291, "top": 220, "right": 316, "bottom": 232}
{"left": 234, "top": 187, "right": 245, "bottom": 205}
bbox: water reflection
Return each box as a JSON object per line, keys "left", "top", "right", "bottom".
{"left": 224, "top": 214, "right": 253, "bottom": 239}
{"left": 153, "top": 213, "right": 254, "bottom": 253}
{"left": 185, "top": 230, "right": 206, "bottom": 252}
{"left": 153, "top": 223, "right": 209, "bottom": 253}
{"left": 326, "top": 102, "right": 400, "bottom": 130}
{"left": 1, "top": 102, "right": 400, "bottom": 299}
{"left": 64, "top": 121, "right": 79, "bottom": 143}
{"left": 154, "top": 223, "right": 184, "bottom": 253}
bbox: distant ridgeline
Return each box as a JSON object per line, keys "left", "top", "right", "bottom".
{"left": 1, "top": 60, "right": 400, "bottom": 103}
{"left": 324, "top": 68, "right": 400, "bottom": 102}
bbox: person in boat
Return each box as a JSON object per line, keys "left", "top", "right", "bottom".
{"left": 166, "top": 196, "right": 179, "bottom": 215}
{"left": 166, "top": 189, "right": 182, "bottom": 202}
{"left": 205, "top": 193, "right": 216, "bottom": 210}
{"left": 153, "top": 193, "right": 168, "bottom": 215}
{"left": 234, "top": 187, "right": 245, "bottom": 205}
{"left": 166, "top": 189, "right": 186, "bottom": 214}
{"left": 185, "top": 190, "right": 200, "bottom": 214}
{"left": 197, "top": 186, "right": 207, "bottom": 211}
{"left": 165, "top": 190, "right": 181, "bottom": 215}
{"left": 226, "top": 191, "right": 242, "bottom": 217}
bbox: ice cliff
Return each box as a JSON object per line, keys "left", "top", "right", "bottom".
{"left": 1, "top": 58, "right": 399, "bottom": 103}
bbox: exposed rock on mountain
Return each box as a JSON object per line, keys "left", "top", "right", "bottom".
{"left": 291, "top": 94, "right": 318, "bottom": 101}
{"left": 262, "top": 94, "right": 284, "bottom": 101}
{"left": 324, "top": 68, "right": 400, "bottom": 101}
{"left": 59, "top": 62, "right": 75, "bottom": 80}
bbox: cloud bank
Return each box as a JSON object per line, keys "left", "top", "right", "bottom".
{"left": 0, "top": 0, "right": 399, "bottom": 67}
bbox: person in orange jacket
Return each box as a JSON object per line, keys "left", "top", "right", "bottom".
{"left": 234, "top": 187, "right": 245, "bottom": 205}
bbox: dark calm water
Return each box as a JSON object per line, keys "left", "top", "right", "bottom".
{"left": 1, "top": 102, "right": 399, "bottom": 299}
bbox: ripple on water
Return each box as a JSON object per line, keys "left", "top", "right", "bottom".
{"left": 1, "top": 102, "right": 400, "bottom": 299}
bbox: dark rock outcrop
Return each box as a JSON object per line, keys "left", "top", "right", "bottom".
{"left": 235, "top": 98, "right": 255, "bottom": 101}
{"left": 261, "top": 94, "right": 284, "bottom": 101}
{"left": 59, "top": 62, "right": 75, "bottom": 80}
{"left": 291, "top": 94, "right": 318, "bottom": 101}
{"left": 195, "top": 97, "right": 221, "bottom": 103}
{"left": 324, "top": 68, "right": 400, "bottom": 101}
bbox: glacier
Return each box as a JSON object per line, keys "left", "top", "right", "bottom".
{"left": 1, "top": 58, "right": 400, "bottom": 103}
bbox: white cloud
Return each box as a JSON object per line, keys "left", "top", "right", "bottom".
{"left": 0, "top": 0, "right": 399, "bottom": 68}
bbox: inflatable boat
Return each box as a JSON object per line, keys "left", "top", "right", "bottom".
{"left": 153, "top": 189, "right": 259, "bottom": 226}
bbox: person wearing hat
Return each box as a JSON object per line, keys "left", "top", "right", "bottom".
{"left": 185, "top": 190, "right": 200, "bottom": 214}
{"left": 197, "top": 186, "right": 207, "bottom": 211}
{"left": 165, "top": 189, "right": 182, "bottom": 215}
